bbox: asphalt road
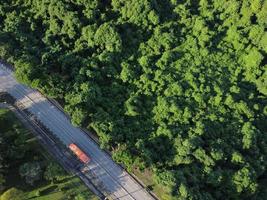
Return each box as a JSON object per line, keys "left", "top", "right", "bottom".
{"left": 0, "top": 64, "right": 155, "bottom": 200}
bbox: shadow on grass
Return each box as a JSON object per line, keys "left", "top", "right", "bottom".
{"left": 40, "top": 185, "right": 58, "bottom": 195}
{"left": 54, "top": 175, "right": 74, "bottom": 184}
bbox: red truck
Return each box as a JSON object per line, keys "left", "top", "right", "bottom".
{"left": 69, "top": 143, "right": 90, "bottom": 164}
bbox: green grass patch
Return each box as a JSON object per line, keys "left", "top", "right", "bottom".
{"left": 133, "top": 168, "right": 175, "bottom": 200}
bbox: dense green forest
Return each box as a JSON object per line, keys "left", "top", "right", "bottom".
{"left": 0, "top": 107, "right": 96, "bottom": 200}
{"left": 0, "top": 0, "right": 266, "bottom": 199}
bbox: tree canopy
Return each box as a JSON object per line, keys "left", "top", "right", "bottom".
{"left": 0, "top": 0, "right": 266, "bottom": 199}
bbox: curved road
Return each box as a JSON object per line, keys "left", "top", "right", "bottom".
{"left": 0, "top": 64, "right": 155, "bottom": 200}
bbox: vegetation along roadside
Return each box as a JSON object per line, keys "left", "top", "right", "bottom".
{"left": 0, "top": 0, "right": 266, "bottom": 199}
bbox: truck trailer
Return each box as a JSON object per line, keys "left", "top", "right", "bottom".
{"left": 69, "top": 143, "right": 90, "bottom": 164}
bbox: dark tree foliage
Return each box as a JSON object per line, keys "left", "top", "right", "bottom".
{"left": 0, "top": 0, "right": 266, "bottom": 199}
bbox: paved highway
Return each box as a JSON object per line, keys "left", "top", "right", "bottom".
{"left": 0, "top": 64, "right": 155, "bottom": 200}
